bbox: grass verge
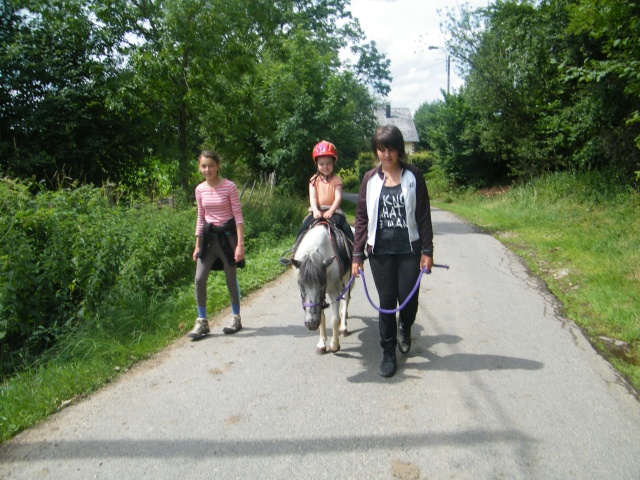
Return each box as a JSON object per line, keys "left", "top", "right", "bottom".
{"left": 0, "top": 236, "right": 295, "bottom": 443}
{"left": 431, "top": 172, "right": 640, "bottom": 394}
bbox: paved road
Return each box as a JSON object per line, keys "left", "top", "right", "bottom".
{"left": 2, "top": 208, "right": 640, "bottom": 479}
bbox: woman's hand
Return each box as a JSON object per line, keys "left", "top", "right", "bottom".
{"left": 420, "top": 254, "right": 434, "bottom": 272}
{"left": 192, "top": 248, "right": 200, "bottom": 262}
{"left": 351, "top": 262, "right": 362, "bottom": 277}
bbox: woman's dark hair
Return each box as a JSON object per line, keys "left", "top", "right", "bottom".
{"left": 371, "top": 125, "right": 407, "bottom": 160}
{"left": 199, "top": 150, "right": 220, "bottom": 164}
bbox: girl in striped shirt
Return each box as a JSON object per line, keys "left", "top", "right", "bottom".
{"left": 187, "top": 150, "right": 245, "bottom": 340}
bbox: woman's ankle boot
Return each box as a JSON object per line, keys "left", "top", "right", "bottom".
{"left": 379, "top": 348, "right": 397, "bottom": 377}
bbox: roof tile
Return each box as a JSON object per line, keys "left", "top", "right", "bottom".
{"left": 375, "top": 107, "right": 420, "bottom": 143}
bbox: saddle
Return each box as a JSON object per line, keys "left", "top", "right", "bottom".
{"left": 282, "top": 219, "right": 353, "bottom": 277}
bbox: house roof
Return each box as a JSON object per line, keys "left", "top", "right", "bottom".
{"left": 374, "top": 107, "right": 420, "bottom": 143}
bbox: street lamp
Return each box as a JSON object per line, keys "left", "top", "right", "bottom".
{"left": 428, "top": 46, "right": 450, "bottom": 95}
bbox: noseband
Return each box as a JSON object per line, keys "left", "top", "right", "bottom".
{"left": 300, "top": 273, "right": 355, "bottom": 311}
{"left": 301, "top": 297, "right": 330, "bottom": 310}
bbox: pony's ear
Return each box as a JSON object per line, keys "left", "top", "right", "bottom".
{"left": 291, "top": 259, "right": 302, "bottom": 269}
{"left": 322, "top": 256, "right": 335, "bottom": 268}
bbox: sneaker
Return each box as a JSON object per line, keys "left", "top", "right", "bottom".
{"left": 187, "top": 318, "right": 210, "bottom": 339}
{"left": 398, "top": 324, "right": 411, "bottom": 354}
{"left": 223, "top": 314, "right": 242, "bottom": 334}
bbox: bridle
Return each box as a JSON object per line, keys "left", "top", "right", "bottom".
{"left": 300, "top": 273, "right": 356, "bottom": 310}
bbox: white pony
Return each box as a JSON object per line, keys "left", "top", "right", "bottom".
{"left": 283, "top": 222, "right": 352, "bottom": 354}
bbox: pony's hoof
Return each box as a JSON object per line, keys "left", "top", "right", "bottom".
{"left": 330, "top": 343, "right": 340, "bottom": 353}
{"left": 339, "top": 328, "right": 348, "bottom": 337}
{"left": 316, "top": 346, "right": 326, "bottom": 355}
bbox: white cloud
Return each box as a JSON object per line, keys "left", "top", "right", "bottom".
{"left": 346, "top": 0, "right": 491, "bottom": 113}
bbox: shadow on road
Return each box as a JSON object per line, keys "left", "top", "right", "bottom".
{"left": 344, "top": 318, "right": 544, "bottom": 384}
{"left": 0, "top": 429, "right": 536, "bottom": 461}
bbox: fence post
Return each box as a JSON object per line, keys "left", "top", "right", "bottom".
{"left": 246, "top": 180, "right": 257, "bottom": 204}
{"left": 106, "top": 182, "right": 117, "bottom": 205}
{"left": 240, "top": 179, "right": 250, "bottom": 200}
{"left": 269, "top": 172, "right": 275, "bottom": 198}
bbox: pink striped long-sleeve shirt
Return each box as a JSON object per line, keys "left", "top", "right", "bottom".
{"left": 195, "top": 180, "right": 244, "bottom": 236}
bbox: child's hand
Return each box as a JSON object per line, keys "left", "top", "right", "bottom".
{"left": 322, "top": 210, "right": 333, "bottom": 219}
{"left": 192, "top": 248, "right": 200, "bottom": 261}
{"left": 312, "top": 209, "right": 323, "bottom": 219}
{"left": 235, "top": 245, "right": 245, "bottom": 262}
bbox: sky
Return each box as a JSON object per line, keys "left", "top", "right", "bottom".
{"left": 346, "top": 0, "right": 492, "bottom": 113}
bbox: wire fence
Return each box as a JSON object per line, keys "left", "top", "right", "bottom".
{"left": 239, "top": 172, "right": 276, "bottom": 206}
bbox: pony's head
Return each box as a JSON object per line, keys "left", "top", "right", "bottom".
{"left": 291, "top": 252, "right": 335, "bottom": 330}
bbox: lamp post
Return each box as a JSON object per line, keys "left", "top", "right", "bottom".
{"left": 428, "top": 46, "right": 450, "bottom": 95}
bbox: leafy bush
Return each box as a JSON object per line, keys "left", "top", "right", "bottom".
{"left": 337, "top": 167, "right": 359, "bottom": 191}
{"left": 0, "top": 179, "right": 306, "bottom": 378}
{"left": 356, "top": 152, "right": 376, "bottom": 181}
{"left": 0, "top": 179, "right": 194, "bottom": 376}
{"left": 242, "top": 195, "right": 306, "bottom": 250}
{"left": 0, "top": 184, "right": 287, "bottom": 374}
{"left": 425, "top": 165, "right": 454, "bottom": 200}
{"left": 0, "top": 197, "right": 301, "bottom": 442}
{"left": 409, "top": 151, "right": 437, "bottom": 174}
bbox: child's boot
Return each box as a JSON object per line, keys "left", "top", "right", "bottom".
{"left": 223, "top": 314, "right": 242, "bottom": 334}
{"left": 187, "top": 318, "right": 210, "bottom": 339}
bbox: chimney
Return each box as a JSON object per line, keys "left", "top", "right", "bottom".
{"left": 386, "top": 104, "right": 391, "bottom": 118}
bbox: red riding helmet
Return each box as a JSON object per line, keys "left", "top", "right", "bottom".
{"left": 312, "top": 140, "right": 338, "bottom": 163}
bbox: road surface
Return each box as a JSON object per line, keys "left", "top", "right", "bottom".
{"left": 2, "top": 207, "right": 639, "bottom": 479}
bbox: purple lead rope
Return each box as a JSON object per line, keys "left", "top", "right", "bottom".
{"left": 336, "top": 273, "right": 356, "bottom": 301}
{"left": 302, "top": 264, "right": 448, "bottom": 312}
{"left": 358, "top": 267, "right": 428, "bottom": 314}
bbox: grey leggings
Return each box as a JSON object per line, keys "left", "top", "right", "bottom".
{"left": 195, "top": 236, "right": 239, "bottom": 307}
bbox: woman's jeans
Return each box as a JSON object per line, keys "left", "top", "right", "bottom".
{"left": 368, "top": 252, "right": 421, "bottom": 351}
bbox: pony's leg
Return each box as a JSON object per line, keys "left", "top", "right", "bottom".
{"left": 329, "top": 303, "right": 341, "bottom": 353}
{"left": 338, "top": 280, "right": 351, "bottom": 337}
{"left": 316, "top": 310, "right": 327, "bottom": 355}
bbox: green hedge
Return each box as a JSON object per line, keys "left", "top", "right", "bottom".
{"left": 0, "top": 179, "right": 193, "bottom": 375}
{"left": 409, "top": 150, "right": 437, "bottom": 174}
{"left": 0, "top": 178, "right": 305, "bottom": 378}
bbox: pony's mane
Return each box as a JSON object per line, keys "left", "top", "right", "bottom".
{"left": 298, "top": 251, "right": 326, "bottom": 285}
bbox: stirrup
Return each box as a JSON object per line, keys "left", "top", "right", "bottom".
{"left": 279, "top": 248, "right": 293, "bottom": 265}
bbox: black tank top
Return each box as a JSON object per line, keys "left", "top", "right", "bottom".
{"left": 374, "top": 184, "right": 411, "bottom": 254}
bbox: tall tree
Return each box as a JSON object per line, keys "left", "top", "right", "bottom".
{"left": 0, "top": 0, "right": 150, "bottom": 184}
{"left": 446, "top": 0, "right": 567, "bottom": 177}
{"left": 183, "top": 0, "right": 389, "bottom": 190}
{"left": 564, "top": 0, "right": 640, "bottom": 174}
{"left": 102, "top": 0, "right": 390, "bottom": 190}
{"left": 1, "top": 0, "right": 391, "bottom": 192}
{"left": 441, "top": 0, "right": 639, "bottom": 184}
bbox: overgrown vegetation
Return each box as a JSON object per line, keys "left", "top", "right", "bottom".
{"left": 2, "top": 0, "right": 640, "bottom": 446}
{"left": 0, "top": 179, "right": 306, "bottom": 442}
{"left": 415, "top": 0, "right": 640, "bottom": 188}
{"left": 433, "top": 170, "right": 640, "bottom": 393}
{"left": 1, "top": 0, "right": 390, "bottom": 192}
